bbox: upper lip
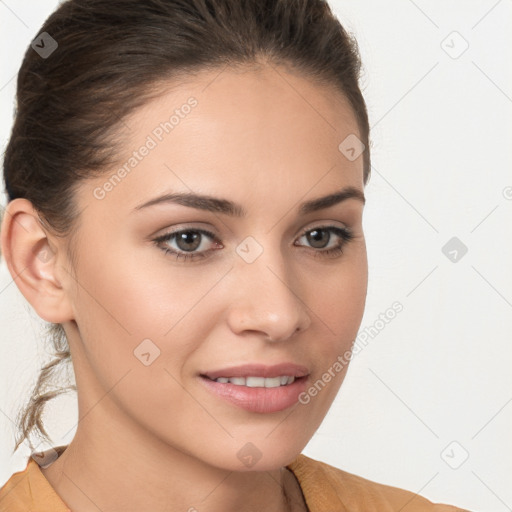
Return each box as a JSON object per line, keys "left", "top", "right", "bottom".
{"left": 200, "top": 363, "right": 310, "bottom": 380}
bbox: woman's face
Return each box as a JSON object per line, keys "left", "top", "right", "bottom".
{"left": 60, "top": 63, "right": 368, "bottom": 471}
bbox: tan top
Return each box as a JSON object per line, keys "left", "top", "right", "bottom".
{"left": 0, "top": 445, "right": 469, "bottom": 511}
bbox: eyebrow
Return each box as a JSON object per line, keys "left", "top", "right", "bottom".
{"left": 132, "top": 185, "right": 365, "bottom": 216}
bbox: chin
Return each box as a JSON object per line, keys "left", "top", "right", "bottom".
{"left": 203, "top": 437, "right": 308, "bottom": 473}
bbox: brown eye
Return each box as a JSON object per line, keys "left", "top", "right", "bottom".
{"left": 295, "top": 225, "right": 354, "bottom": 258}
{"left": 153, "top": 228, "right": 221, "bottom": 261}
{"left": 175, "top": 231, "right": 202, "bottom": 252}
{"left": 305, "top": 228, "right": 331, "bottom": 249}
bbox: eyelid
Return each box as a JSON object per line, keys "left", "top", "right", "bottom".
{"left": 297, "top": 220, "right": 349, "bottom": 235}
{"left": 153, "top": 226, "right": 221, "bottom": 245}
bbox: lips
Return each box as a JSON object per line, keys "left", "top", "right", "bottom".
{"left": 199, "top": 373, "right": 309, "bottom": 413}
{"left": 200, "top": 363, "right": 310, "bottom": 380}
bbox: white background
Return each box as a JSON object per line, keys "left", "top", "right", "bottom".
{"left": 1, "top": 1, "right": 511, "bottom": 510}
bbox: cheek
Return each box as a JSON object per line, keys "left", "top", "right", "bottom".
{"left": 297, "top": 254, "right": 367, "bottom": 408}
{"left": 311, "top": 250, "right": 368, "bottom": 341}
{"left": 73, "top": 241, "right": 220, "bottom": 332}
{"left": 70, "top": 248, "right": 233, "bottom": 380}
{"left": 68, "top": 251, "right": 217, "bottom": 434}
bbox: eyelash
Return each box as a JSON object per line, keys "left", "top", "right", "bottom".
{"left": 153, "top": 225, "right": 354, "bottom": 262}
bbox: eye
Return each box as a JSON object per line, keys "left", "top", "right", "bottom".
{"left": 153, "top": 228, "right": 222, "bottom": 262}
{"left": 295, "top": 225, "right": 354, "bottom": 258}
{"left": 153, "top": 225, "right": 354, "bottom": 262}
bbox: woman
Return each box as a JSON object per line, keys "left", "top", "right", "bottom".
{"left": 0, "top": 0, "right": 469, "bottom": 510}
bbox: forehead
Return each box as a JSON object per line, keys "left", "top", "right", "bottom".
{"left": 79, "top": 64, "right": 364, "bottom": 216}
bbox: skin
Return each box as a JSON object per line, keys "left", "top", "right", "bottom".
{"left": 1, "top": 61, "right": 368, "bottom": 512}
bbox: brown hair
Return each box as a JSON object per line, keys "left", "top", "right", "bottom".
{"left": 1, "top": 0, "right": 371, "bottom": 454}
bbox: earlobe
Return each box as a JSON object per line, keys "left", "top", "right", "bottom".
{"left": 0, "top": 198, "right": 75, "bottom": 324}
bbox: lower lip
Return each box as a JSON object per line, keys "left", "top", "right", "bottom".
{"left": 199, "top": 375, "right": 309, "bottom": 413}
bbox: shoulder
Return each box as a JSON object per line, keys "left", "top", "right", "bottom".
{"left": 0, "top": 459, "right": 34, "bottom": 512}
{"left": 0, "top": 449, "right": 70, "bottom": 512}
{"left": 286, "top": 454, "right": 470, "bottom": 512}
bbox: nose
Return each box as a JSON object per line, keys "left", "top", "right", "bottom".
{"left": 226, "top": 246, "right": 312, "bottom": 342}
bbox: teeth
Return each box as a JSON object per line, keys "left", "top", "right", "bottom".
{"left": 246, "top": 376, "right": 266, "bottom": 387}
{"left": 213, "top": 375, "right": 296, "bottom": 387}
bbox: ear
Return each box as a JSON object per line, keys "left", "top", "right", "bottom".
{"left": 0, "top": 198, "right": 75, "bottom": 323}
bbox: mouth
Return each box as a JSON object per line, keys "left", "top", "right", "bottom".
{"left": 199, "top": 374, "right": 309, "bottom": 414}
